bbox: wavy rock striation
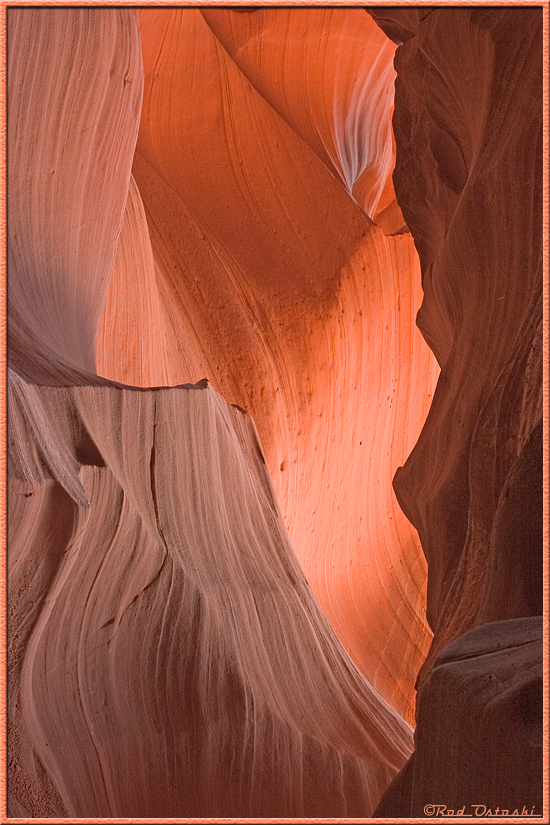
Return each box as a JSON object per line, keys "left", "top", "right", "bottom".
{"left": 9, "top": 4, "right": 541, "bottom": 818}
{"left": 201, "top": 7, "right": 403, "bottom": 226}
{"left": 372, "top": 2, "right": 544, "bottom": 690}
{"left": 367, "top": 6, "right": 544, "bottom": 814}
{"left": 97, "top": 7, "right": 438, "bottom": 724}
{"left": 8, "top": 8, "right": 143, "bottom": 385}
{"left": 9, "top": 380, "right": 412, "bottom": 817}
{"left": 7, "top": 6, "right": 435, "bottom": 817}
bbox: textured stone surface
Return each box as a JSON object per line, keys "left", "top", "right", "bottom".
{"left": 8, "top": 8, "right": 142, "bottom": 385}
{"left": 97, "top": 7, "right": 439, "bottom": 722}
{"left": 9, "top": 379, "right": 412, "bottom": 817}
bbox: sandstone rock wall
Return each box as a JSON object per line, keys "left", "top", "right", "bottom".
{"left": 368, "top": 6, "right": 544, "bottom": 814}
{"left": 6, "top": 5, "right": 543, "bottom": 818}
{"left": 371, "top": 3, "right": 543, "bottom": 691}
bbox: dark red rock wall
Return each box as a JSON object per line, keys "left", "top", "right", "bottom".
{"left": 375, "top": 618, "right": 543, "bottom": 816}
{"left": 372, "top": 5, "right": 543, "bottom": 688}
{"left": 368, "top": 6, "right": 544, "bottom": 816}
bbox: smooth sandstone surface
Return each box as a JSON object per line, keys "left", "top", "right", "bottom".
{"left": 8, "top": 8, "right": 143, "bottom": 385}
{"left": 8, "top": 6, "right": 434, "bottom": 817}
{"left": 201, "top": 7, "right": 402, "bottom": 223}
{"left": 367, "top": 6, "right": 543, "bottom": 815}
{"left": 7, "top": 4, "right": 543, "bottom": 819}
{"left": 97, "top": 8, "right": 439, "bottom": 724}
{"left": 9, "top": 380, "right": 412, "bottom": 817}
{"left": 375, "top": 618, "right": 543, "bottom": 816}
{"left": 373, "top": 6, "right": 543, "bottom": 690}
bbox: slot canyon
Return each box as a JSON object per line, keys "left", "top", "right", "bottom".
{"left": 6, "top": 5, "right": 544, "bottom": 819}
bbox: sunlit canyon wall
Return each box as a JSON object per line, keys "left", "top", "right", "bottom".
{"left": 7, "top": 5, "right": 543, "bottom": 819}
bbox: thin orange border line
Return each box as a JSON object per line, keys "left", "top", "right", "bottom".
{"left": 0, "top": 1, "right": 548, "bottom": 6}
{"left": 0, "top": 0, "right": 5, "bottom": 822}
{"left": 542, "top": 0, "right": 549, "bottom": 823}
{"left": 0, "top": 2, "right": 548, "bottom": 824}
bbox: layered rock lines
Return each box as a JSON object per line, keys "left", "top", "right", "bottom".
{"left": 8, "top": 4, "right": 541, "bottom": 820}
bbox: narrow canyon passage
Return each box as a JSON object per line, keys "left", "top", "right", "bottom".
{"left": 6, "top": 5, "right": 543, "bottom": 820}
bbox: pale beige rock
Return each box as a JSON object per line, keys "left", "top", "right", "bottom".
{"left": 9, "top": 380, "right": 413, "bottom": 817}
{"left": 8, "top": 8, "right": 143, "bottom": 384}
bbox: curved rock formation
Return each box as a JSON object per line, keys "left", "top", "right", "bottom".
{"left": 7, "top": 4, "right": 543, "bottom": 819}
{"left": 98, "top": 7, "right": 438, "bottom": 724}
{"left": 8, "top": 7, "right": 143, "bottom": 385}
{"left": 7, "top": 6, "right": 434, "bottom": 817}
{"left": 367, "top": 5, "right": 544, "bottom": 815}
{"left": 9, "top": 380, "right": 412, "bottom": 817}
{"left": 375, "top": 617, "right": 543, "bottom": 816}
{"left": 371, "top": 3, "right": 544, "bottom": 691}
{"left": 201, "top": 7, "right": 402, "bottom": 223}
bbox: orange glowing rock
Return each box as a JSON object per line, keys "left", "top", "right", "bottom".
{"left": 8, "top": 6, "right": 449, "bottom": 818}
{"left": 98, "top": 7, "right": 439, "bottom": 723}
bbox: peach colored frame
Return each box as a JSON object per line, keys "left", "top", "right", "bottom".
{"left": 0, "top": 2, "right": 547, "bottom": 823}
